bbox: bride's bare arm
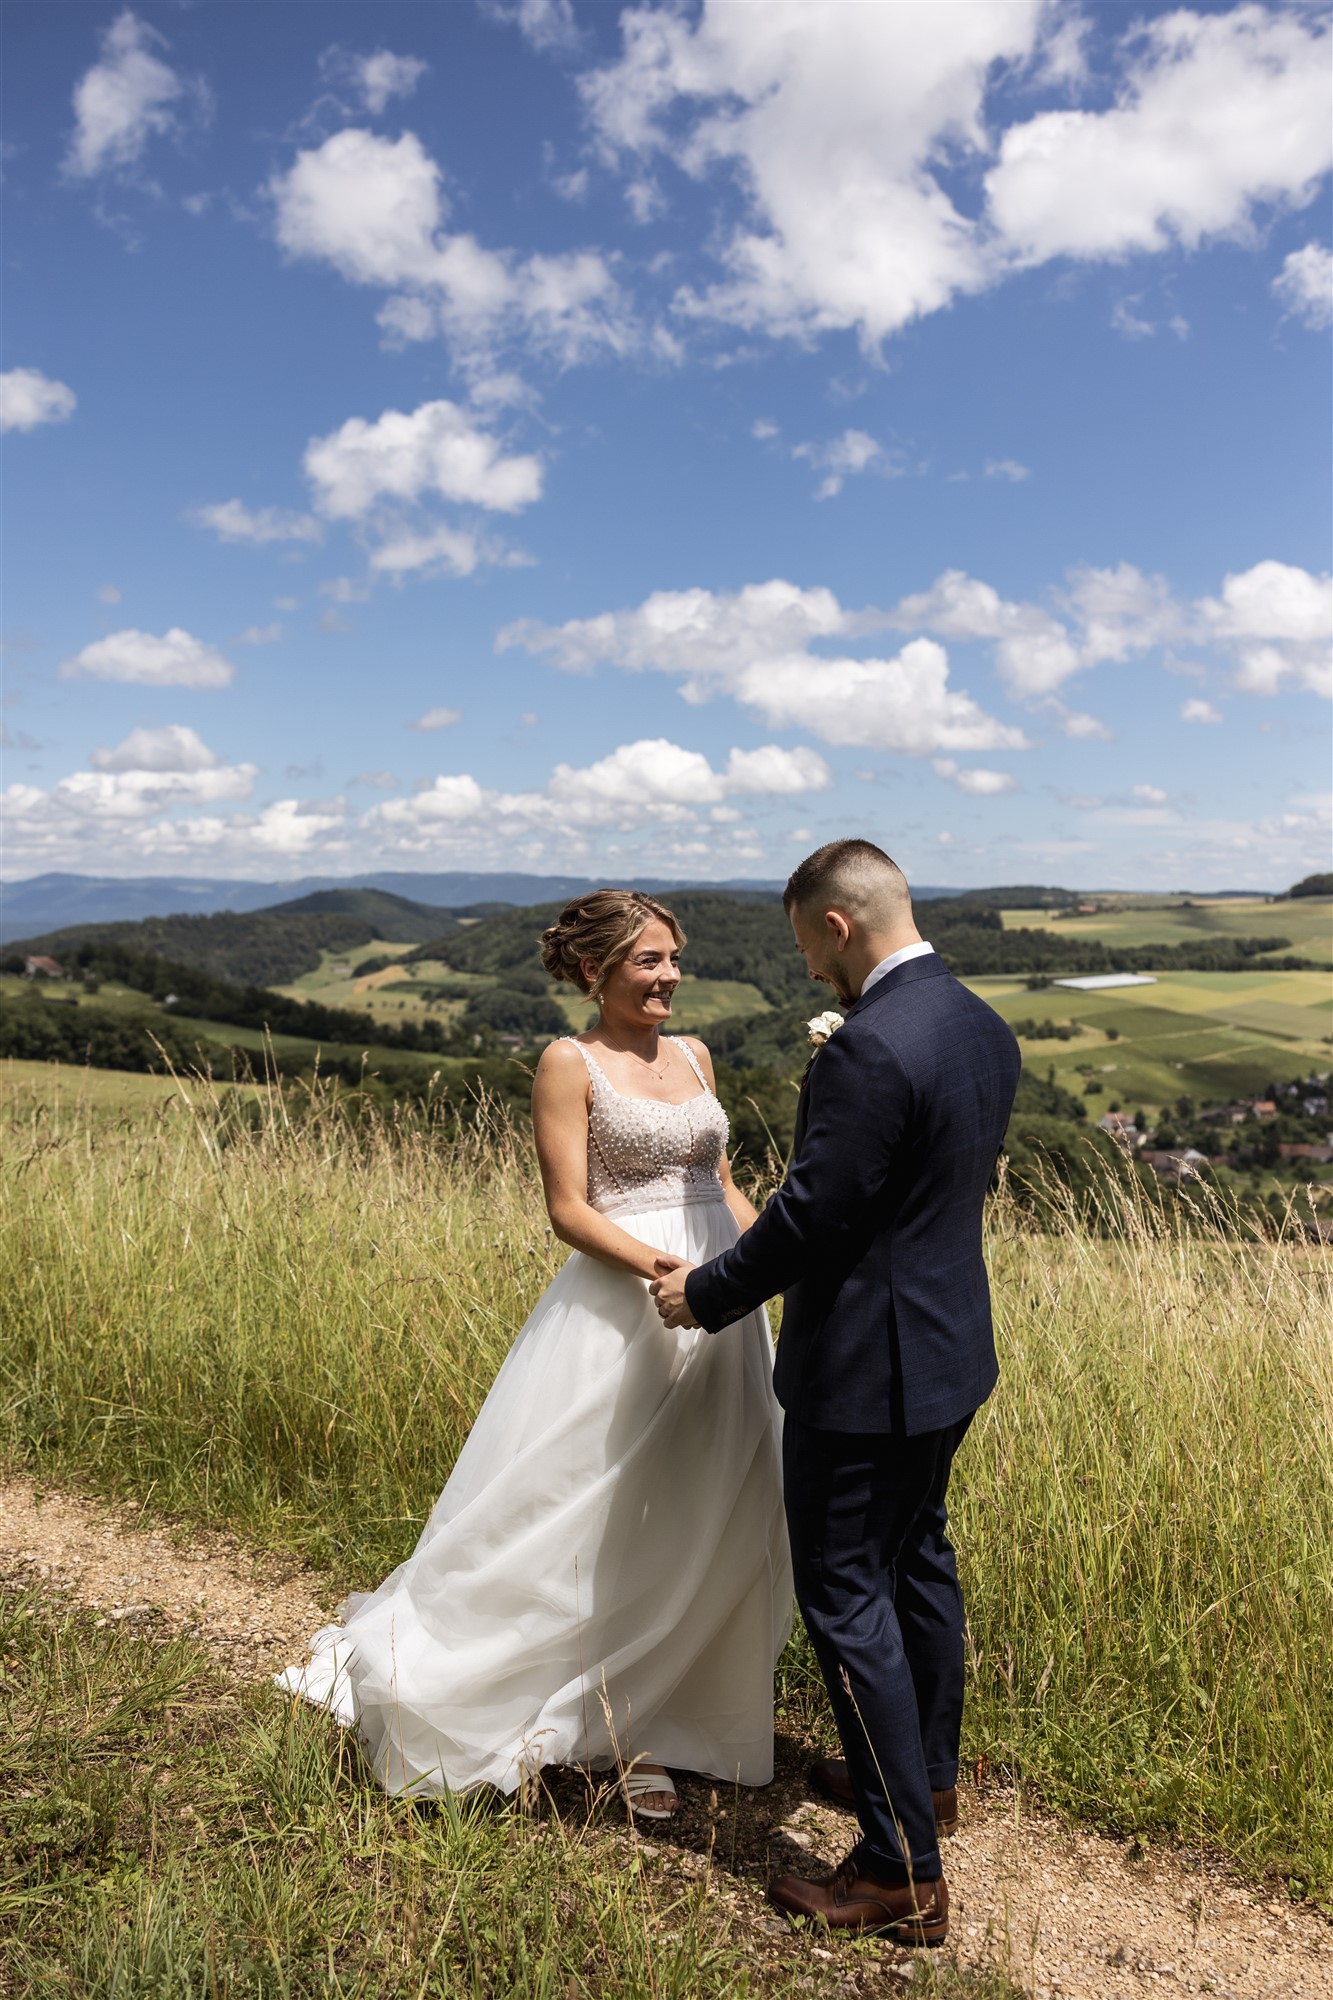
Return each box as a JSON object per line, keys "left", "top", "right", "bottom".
{"left": 679, "top": 1037, "right": 759, "bottom": 1234}
{"left": 531, "top": 1040, "right": 671, "bottom": 1281}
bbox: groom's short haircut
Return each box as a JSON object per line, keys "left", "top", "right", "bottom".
{"left": 784, "top": 839, "right": 913, "bottom": 930}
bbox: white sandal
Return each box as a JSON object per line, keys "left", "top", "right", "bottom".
{"left": 620, "top": 1765, "right": 679, "bottom": 1822}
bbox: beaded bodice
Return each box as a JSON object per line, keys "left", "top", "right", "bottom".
{"left": 568, "top": 1038, "right": 730, "bottom": 1218}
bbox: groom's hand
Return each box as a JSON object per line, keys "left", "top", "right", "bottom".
{"left": 650, "top": 1256, "right": 700, "bottom": 1329}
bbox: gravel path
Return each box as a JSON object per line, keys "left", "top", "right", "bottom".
{"left": 3, "top": 1473, "right": 1328, "bottom": 2000}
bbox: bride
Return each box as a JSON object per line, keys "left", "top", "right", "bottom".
{"left": 277, "top": 888, "right": 792, "bottom": 1820}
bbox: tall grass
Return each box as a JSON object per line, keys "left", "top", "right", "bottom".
{"left": 1, "top": 1074, "right": 1330, "bottom": 1900}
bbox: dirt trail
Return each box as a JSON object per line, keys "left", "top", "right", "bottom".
{"left": 3, "top": 1473, "right": 1328, "bottom": 2000}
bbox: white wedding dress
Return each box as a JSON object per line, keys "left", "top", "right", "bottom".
{"left": 276, "top": 1036, "right": 792, "bottom": 1797}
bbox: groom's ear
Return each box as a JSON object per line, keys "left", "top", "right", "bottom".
{"left": 824, "top": 909, "right": 853, "bottom": 952}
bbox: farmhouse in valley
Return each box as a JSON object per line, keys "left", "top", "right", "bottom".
{"left": 1097, "top": 1112, "right": 1145, "bottom": 1151}
{"left": 1052, "top": 972, "right": 1158, "bottom": 992}
{"left": 24, "top": 955, "right": 64, "bottom": 980}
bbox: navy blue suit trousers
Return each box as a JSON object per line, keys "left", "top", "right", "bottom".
{"left": 784, "top": 1412, "right": 972, "bottom": 1881}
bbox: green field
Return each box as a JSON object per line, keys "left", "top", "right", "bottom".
{"left": 967, "top": 969, "right": 1333, "bottom": 1113}
{"left": 998, "top": 894, "right": 1333, "bottom": 958}
{"left": 273, "top": 941, "right": 460, "bottom": 1023}
{"left": 0, "top": 972, "right": 445, "bottom": 1077}
{"left": 0, "top": 1056, "right": 263, "bottom": 1118}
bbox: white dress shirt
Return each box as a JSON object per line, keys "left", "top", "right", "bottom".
{"left": 859, "top": 939, "right": 935, "bottom": 999}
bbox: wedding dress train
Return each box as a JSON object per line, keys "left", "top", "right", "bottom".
{"left": 276, "top": 1037, "right": 792, "bottom": 1796}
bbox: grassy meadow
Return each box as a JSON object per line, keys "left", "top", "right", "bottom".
{"left": 2, "top": 1063, "right": 1330, "bottom": 1952}
{"left": 997, "top": 893, "right": 1333, "bottom": 958}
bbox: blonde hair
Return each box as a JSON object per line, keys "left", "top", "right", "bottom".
{"left": 540, "top": 889, "right": 686, "bottom": 1000}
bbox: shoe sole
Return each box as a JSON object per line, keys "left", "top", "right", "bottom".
{"left": 869, "top": 1918, "right": 948, "bottom": 1947}
{"left": 808, "top": 1766, "right": 958, "bottom": 1838}
{"left": 771, "top": 1902, "right": 948, "bottom": 1947}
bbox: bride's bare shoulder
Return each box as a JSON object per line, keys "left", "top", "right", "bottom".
{"left": 537, "top": 1035, "right": 578, "bottom": 1065}
{"left": 534, "top": 1037, "right": 589, "bottom": 1087}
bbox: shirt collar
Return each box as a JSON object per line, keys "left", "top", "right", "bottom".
{"left": 859, "top": 940, "right": 935, "bottom": 999}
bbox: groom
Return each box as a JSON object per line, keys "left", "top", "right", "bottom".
{"left": 651, "top": 839, "right": 1020, "bottom": 1945}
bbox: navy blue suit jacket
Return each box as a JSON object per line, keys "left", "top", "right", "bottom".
{"left": 685, "top": 954, "right": 1021, "bottom": 1436}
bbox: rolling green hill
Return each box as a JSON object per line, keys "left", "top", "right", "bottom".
{"left": 407, "top": 890, "right": 1325, "bottom": 991}
{"left": 6, "top": 882, "right": 1327, "bottom": 1164}
{"left": 5, "top": 889, "right": 461, "bottom": 989}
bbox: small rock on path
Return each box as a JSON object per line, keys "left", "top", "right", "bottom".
{"left": 2, "top": 1473, "right": 1328, "bottom": 2000}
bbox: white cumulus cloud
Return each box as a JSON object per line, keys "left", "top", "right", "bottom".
{"left": 268, "top": 127, "right": 636, "bottom": 372}
{"left": 304, "top": 399, "right": 543, "bottom": 519}
{"left": 792, "top": 428, "right": 890, "bottom": 500}
{"left": 1273, "top": 242, "right": 1333, "bottom": 330}
{"left": 90, "top": 724, "right": 220, "bottom": 773}
{"left": 1198, "top": 560, "right": 1333, "bottom": 697}
{"left": 932, "top": 759, "right": 1018, "bottom": 796}
{"left": 409, "top": 707, "right": 463, "bottom": 733}
{"left": 985, "top": 7, "right": 1332, "bottom": 265}
{"left": 320, "top": 46, "right": 429, "bottom": 116}
{"left": 1181, "top": 697, "right": 1222, "bottom": 724}
{"left": 892, "top": 562, "right": 1182, "bottom": 700}
{"left": 60, "top": 627, "right": 236, "bottom": 688}
{"left": 577, "top": 3, "right": 1331, "bottom": 355}
{"left": 581, "top": 0, "right": 1039, "bottom": 348}
{"left": 364, "top": 735, "right": 831, "bottom": 850}
{"left": 191, "top": 500, "right": 324, "bottom": 546}
{"left": 892, "top": 570, "right": 1082, "bottom": 699}
{"left": 486, "top": 0, "right": 580, "bottom": 55}
{"left": 370, "top": 526, "right": 484, "bottom": 578}
{"left": 500, "top": 580, "right": 1026, "bottom": 757}
{"left": 63, "top": 9, "right": 207, "bottom": 180}
{"left": 0, "top": 369, "right": 77, "bottom": 433}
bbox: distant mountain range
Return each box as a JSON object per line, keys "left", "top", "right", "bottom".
{"left": 0, "top": 869, "right": 966, "bottom": 944}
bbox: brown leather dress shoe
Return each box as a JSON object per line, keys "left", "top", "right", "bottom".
{"left": 808, "top": 1757, "right": 959, "bottom": 1835}
{"left": 770, "top": 1850, "right": 948, "bottom": 1944}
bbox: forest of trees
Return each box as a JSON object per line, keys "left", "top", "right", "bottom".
{"left": 411, "top": 892, "right": 1321, "bottom": 992}
{"left": 6, "top": 890, "right": 461, "bottom": 988}
{"left": 0, "top": 996, "right": 200, "bottom": 1073}
{"left": 0, "top": 941, "right": 480, "bottom": 1061}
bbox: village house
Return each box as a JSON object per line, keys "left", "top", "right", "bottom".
{"left": 1278, "top": 1143, "right": 1333, "bottom": 1165}
{"left": 1097, "top": 1111, "right": 1144, "bottom": 1151}
{"left": 1198, "top": 1103, "right": 1249, "bottom": 1127}
{"left": 24, "top": 954, "right": 64, "bottom": 980}
{"left": 1142, "top": 1147, "right": 1209, "bottom": 1184}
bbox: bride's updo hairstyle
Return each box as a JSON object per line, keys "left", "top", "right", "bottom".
{"left": 540, "top": 889, "right": 687, "bottom": 1002}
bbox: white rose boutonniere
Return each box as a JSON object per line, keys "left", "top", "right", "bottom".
{"left": 807, "top": 1009, "right": 845, "bottom": 1048}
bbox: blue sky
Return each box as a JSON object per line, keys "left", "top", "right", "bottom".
{"left": 3, "top": 0, "right": 1331, "bottom": 892}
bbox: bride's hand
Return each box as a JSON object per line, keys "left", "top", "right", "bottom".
{"left": 650, "top": 1256, "right": 700, "bottom": 1329}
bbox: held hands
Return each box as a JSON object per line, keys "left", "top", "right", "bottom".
{"left": 650, "top": 1255, "right": 700, "bottom": 1329}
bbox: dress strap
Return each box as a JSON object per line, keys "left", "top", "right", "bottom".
{"left": 672, "top": 1037, "right": 711, "bottom": 1093}
{"left": 564, "top": 1037, "right": 608, "bottom": 1089}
